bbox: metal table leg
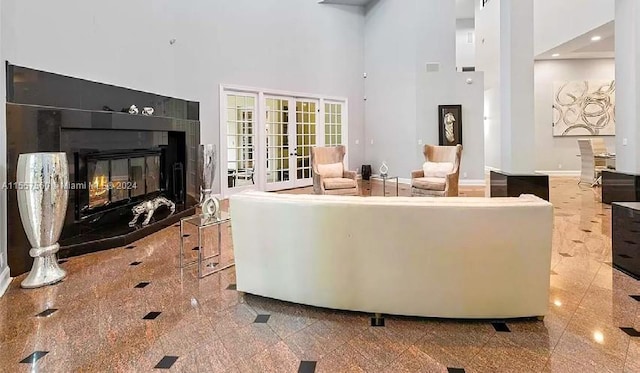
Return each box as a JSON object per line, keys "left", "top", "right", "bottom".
{"left": 198, "top": 221, "right": 234, "bottom": 278}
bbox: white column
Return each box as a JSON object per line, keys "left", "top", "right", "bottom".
{"left": 615, "top": 0, "right": 640, "bottom": 173}
{"left": 0, "top": 0, "right": 10, "bottom": 297}
{"left": 499, "top": 0, "right": 535, "bottom": 173}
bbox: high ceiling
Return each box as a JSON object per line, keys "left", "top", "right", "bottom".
{"left": 319, "top": 0, "right": 476, "bottom": 19}
{"left": 317, "top": 0, "right": 373, "bottom": 6}
{"left": 537, "top": 21, "right": 614, "bottom": 60}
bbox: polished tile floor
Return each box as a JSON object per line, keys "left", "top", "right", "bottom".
{"left": 1, "top": 178, "right": 640, "bottom": 372}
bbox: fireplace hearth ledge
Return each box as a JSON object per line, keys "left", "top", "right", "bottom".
{"left": 59, "top": 206, "right": 196, "bottom": 258}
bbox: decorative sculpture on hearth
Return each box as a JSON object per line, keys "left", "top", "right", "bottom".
{"left": 128, "top": 196, "right": 176, "bottom": 227}
{"left": 128, "top": 105, "right": 139, "bottom": 115}
{"left": 199, "top": 144, "right": 220, "bottom": 221}
{"left": 141, "top": 107, "right": 154, "bottom": 116}
{"left": 16, "top": 152, "right": 69, "bottom": 288}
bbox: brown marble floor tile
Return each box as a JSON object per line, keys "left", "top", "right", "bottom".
{"left": 540, "top": 353, "right": 598, "bottom": 373}
{"left": 345, "top": 328, "right": 409, "bottom": 372}
{"left": 235, "top": 341, "right": 300, "bottom": 373}
{"left": 3, "top": 179, "right": 640, "bottom": 371}
{"left": 218, "top": 323, "right": 281, "bottom": 364}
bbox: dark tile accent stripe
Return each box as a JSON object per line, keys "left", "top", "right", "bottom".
{"left": 36, "top": 308, "right": 58, "bottom": 317}
{"left": 298, "top": 361, "right": 317, "bottom": 373}
{"left": 135, "top": 282, "right": 150, "bottom": 289}
{"left": 572, "top": 240, "right": 583, "bottom": 243}
{"left": 254, "top": 314, "right": 270, "bottom": 323}
{"left": 143, "top": 312, "right": 162, "bottom": 320}
{"left": 618, "top": 254, "right": 633, "bottom": 259}
{"left": 630, "top": 295, "right": 640, "bottom": 302}
{"left": 226, "top": 284, "right": 237, "bottom": 290}
{"left": 620, "top": 327, "right": 640, "bottom": 337}
{"left": 582, "top": 229, "right": 592, "bottom": 233}
{"left": 173, "top": 224, "right": 180, "bottom": 227}
{"left": 130, "top": 261, "right": 142, "bottom": 266}
{"left": 192, "top": 246, "right": 199, "bottom": 251}
{"left": 154, "top": 356, "right": 179, "bottom": 369}
{"left": 447, "top": 368, "right": 466, "bottom": 373}
{"left": 182, "top": 234, "right": 191, "bottom": 238}
{"left": 20, "top": 351, "right": 48, "bottom": 364}
{"left": 492, "top": 322, "right": 511, "bottom": 332}
{"left": 559, "top": 253, "right": 573, "bottom": 258}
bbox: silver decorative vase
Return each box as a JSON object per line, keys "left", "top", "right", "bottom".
{"left": 199, "top": 144, "right": 220, "bottom": 220}
{"left": 17, "top": 152, "right": 69, "bottom": 288}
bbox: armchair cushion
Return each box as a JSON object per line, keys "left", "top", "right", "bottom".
{"left": 423, "top": 162, "right": 454, "bottom": 178}
{"left": 317, "top": 162, "right": 344, "bottom": 178}
{"left": 412, "top": 177, "right": 446, "bottom": 191}
{"left": 324, "top": 178, "right": 357, "bottom": 190}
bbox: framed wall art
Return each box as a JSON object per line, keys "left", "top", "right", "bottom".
{"left": 438, "top": 104, "right": 462, "bottom": 146}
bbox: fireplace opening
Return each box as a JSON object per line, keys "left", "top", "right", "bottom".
{"left": 79, "top": 148, "right": 163, "bottom": 219}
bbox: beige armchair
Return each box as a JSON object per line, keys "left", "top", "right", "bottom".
{"left": 411, "top": 145, "right": 462, "bottom": 197}
{"left": 311, "top": 145, "right": 359, "bottom": 195}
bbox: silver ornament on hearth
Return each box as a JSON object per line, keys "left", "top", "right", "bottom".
{"left": 142, "top": 107, "right": 154, "bottom": 116}
{"left": 199, "top": 144, "right": 220, "bottom": 220}
{"left": 128, "top": 196, "right": 176, "bottom": 227}
{"left": 379, "top": 161, "right": 389, "bottom": 178}
{"left": 16, "top": 152, "right": 69, "bottom": 288}
{"left": 128, "top": 105, "right": 139, "bottom": 115}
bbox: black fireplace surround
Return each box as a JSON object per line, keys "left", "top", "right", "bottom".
{"left": 6, "top": 64, "right": 201, "bottom": 276}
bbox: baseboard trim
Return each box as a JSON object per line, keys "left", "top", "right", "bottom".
{"left": 0, "top": 266, "right": 12, "bottom": 297}
{"left": 535, "top": 170, "right": 580, "bottom": 177}
{"left": 460, "top": 179, "right": 486, "bottom": 186}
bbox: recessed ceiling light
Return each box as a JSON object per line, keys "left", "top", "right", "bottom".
{"left": 552, "top": 53, "right": 560, "bottom": 57}
{"left": 591, "top": 35, "right": 602, "bottom": 42}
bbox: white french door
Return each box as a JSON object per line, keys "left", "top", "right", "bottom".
{"left": 264, "top": 97, "right": 319, "bottom": 190}
{"left": 220, "top": 86, "right": 346, "bottom": 196}
{"left": 265, "top": 96, "right": 295, "bottom": 191}
{"left": 221, "top": 91, "right": 258, "bottom": 196}
{"left": 293, "top": 99, "right": 318, "bottom": 187}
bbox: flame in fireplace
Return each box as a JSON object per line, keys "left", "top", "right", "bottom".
{"left": 90, "top": 174, "right": 109, "bottom": 200}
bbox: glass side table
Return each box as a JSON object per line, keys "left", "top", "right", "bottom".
{"left": 370, "top": 175, "right": 399, "bottom": 196}
{"left": 179, "top": 211, "right": 234, "bottom": 278}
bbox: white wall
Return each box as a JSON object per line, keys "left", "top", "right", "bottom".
{"left": 417, "top": 71, "right": 485, "bottom": 181}
{"left": 456, "top": 18, "right": 476, "bottom": 70}
{"left": 364, "top": 0, "right": 483, "bottom": 181}
{"left": 0, "top": 0, "right": 9, "bottom": 296}
{"left": 476, "top": 0, "right": 501, "bottom": 169}
{"left": 615, "top": 0, "right": 640, "bottom": 174}
{"left": 364, "top": 0, "right": 419, "bottom": 179}
{"left": 534, "top": 59, "right": 615, "bottom": 172}
{"left": 534, "top": 0, "right": 614, "bottom": 55}
{"left": 1, "top": 0, "right": 366, "bottom": 191}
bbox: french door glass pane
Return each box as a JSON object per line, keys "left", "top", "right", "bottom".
{"left": 324, "top": 102, "right": 343, "bottom": 146}
{"left": 226, "top": 94, "right": 255, "bottom": 188}
{"left": 296, "top": 100, "right": 316, "bottom": 179}
{"left": 266, "top": 98, "right": 290, "bottom": 184}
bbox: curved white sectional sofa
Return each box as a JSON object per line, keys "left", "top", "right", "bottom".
{"left": 230, "top": 191, "right": 553, "bottom": 319}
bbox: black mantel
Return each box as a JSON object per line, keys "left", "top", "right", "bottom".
{"left": 6, "top": 64, "right": 201, "bottom": 276}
